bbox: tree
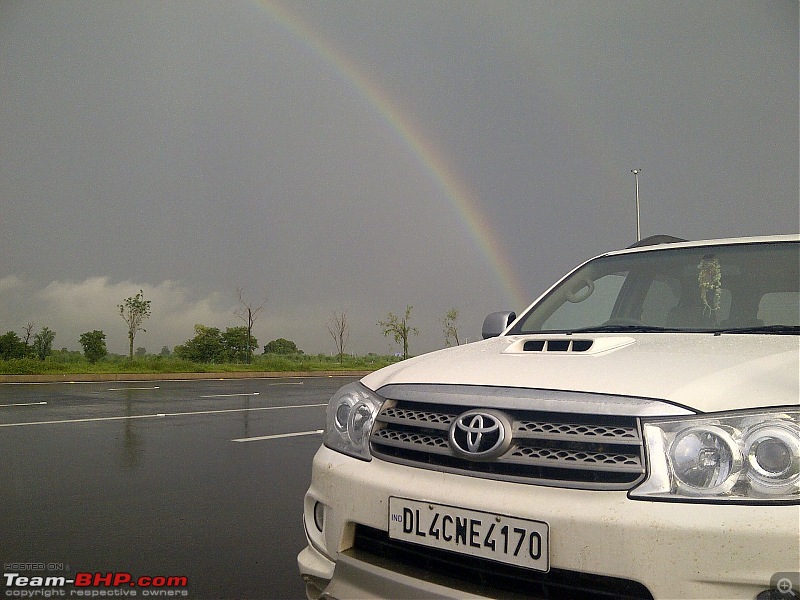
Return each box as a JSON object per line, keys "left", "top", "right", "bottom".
{"left": 0, "top": 331, "right": 27, "bottom": 360}
{"left": 174, "top": 325, "right": 225, "bottom": 363}
{"left": 264, "top": 338, "right": 300, "bottom": 355}
{"left": 442, "top": 308, "right": 461, "bottom": 347}
{"left": 378, "top": 305, "right": 418, "bottom": 359}
{"left": 23, "top": 322, "right": 35, "bottom": 349}
{"left": 136, "top": 347, "right": 147, "bottom": 357}
{"left": 222, "top": 326, "right": 257, "bottom": 363}
{"left": 325, "top": 311, "right": 350, "bottom": 363}
{"left": 159, "top": 346, "right": 171, "bottom": 356}
{"left": 32, "top": 327, "right": 56, "bottom": 361}
{"left": 234, "top": 288, "right": 268, "bottom": 364}
{"left": 118, "top": 290, "right": 151, "bottom": 360}
{"left": 79, "top": 330, "right": 108, "bottom": 363}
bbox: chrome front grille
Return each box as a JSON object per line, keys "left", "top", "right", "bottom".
{"left": 370, "top": 385, "right": 649, "bottom": 491}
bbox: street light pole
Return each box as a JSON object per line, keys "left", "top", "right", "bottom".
{"left": 631, "top": 168, "right": 642, "bottom": 241}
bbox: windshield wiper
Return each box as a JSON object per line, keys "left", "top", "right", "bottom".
{"left": 566, "top": 324, "right": 800, "bottom": 335}
{"left": 565, "top": 325, "right": 684, "bottom": 334}
{"left": 710, "top": 325, "right": 800, "bottom": 335}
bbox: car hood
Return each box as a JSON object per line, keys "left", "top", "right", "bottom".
{"left": 361, "top": 334, "right": 799, "bottom": 412}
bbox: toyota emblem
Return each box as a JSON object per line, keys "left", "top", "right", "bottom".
{"left": 449, "top": 410, "right": 511, "bottom": 460}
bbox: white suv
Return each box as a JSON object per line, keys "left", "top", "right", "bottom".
{"left": 298, "top": 235, "right": 799, "bottom": 600}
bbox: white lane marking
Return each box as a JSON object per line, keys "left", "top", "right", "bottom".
{"left": 0, "top": 374, "right": 362, "bottom": 386}
{"left": 0, "top": 401, "right": 48, "bottom": 407}
{"left": 232, "top": 429, "right": 323, "bottom": 442}
{"left": 0, "top": 403, "right": 327, "bottom": 427}
{"left": 1, "top": 413, "right": 165, "bottom": 427}
{"left": 108, "top": 386, "right": 161, "bottom": 391}
{"left": 200, "top": 393, "right": 260, "bottom": 398}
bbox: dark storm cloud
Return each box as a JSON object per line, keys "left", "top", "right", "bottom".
{"left": 1, "top": 1, "right": 797, "bottom": 355}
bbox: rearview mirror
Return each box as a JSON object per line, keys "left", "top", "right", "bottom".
{"left": 482, "top": 311, "right": 516, "bottom": 339}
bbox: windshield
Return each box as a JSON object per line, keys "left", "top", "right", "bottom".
{"left": 510, "top": 241, "right": 799, "bottom": 334}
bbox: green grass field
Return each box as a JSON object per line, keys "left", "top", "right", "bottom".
{"left": 0, "top": 352, "right": 402, "bottom": 375}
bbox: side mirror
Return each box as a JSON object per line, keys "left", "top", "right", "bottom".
{"left": 482, "top": 311, "right": 516, "bottom": 339}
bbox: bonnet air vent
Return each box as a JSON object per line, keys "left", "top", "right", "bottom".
{"left": 523, "top": 339, "right": 594, "bottom": 352}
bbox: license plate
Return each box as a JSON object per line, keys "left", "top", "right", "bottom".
{"left": 388, "top": 497, "right": 549, "bottom": 572}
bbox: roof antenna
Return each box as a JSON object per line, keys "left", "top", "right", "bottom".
{"left": 631, "top": 168, "right": 642, "bottom": 241}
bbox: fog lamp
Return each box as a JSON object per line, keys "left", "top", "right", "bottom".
{"left": 313, "top": 501, "right": 325, "bottom": 533}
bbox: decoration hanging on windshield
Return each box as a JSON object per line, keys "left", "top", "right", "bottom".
{"left": 697, "top": 256, "right": 722, "bottom": 314}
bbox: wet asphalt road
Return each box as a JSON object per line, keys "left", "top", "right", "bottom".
{"left": 0, "top": 376, "right": 359, "bottom": 599}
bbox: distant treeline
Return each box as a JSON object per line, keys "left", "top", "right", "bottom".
{"left": 1, "top": 294, "right": 463, "bottom": 373}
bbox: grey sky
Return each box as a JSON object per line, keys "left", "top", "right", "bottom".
{"left": 1, "top": 1, "right": 797, "bottom": 356}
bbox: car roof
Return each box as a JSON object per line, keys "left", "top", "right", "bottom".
{"left": 603, "top": 234, "right": 799, "bottom": 259}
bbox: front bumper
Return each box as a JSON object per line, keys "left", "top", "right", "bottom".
{"left": 298, "top": 445, "right": 799, "bottom": 599}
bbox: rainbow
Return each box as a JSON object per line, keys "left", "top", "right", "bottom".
{"left": 254, "top": 1, "right": 529, "bottom": 310}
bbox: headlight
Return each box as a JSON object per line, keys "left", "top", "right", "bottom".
{"left": 323, "top": 382, "right": 384, "bottom": 461}
{"left": 631, "top": 408, "right": 799, "bottom": 503}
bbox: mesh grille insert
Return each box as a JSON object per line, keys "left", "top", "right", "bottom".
{"left": 370, "top": 395, "right": 646, "bottom": 490}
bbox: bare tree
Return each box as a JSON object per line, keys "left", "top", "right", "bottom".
{"left": 234, "top": 287, "right": 268, "bottom": 364}
{"left": 118, "top": 290, "right": 151, "bottom": 360}
{"left": 325, "top": 311, "right": 350, "bottom": 363}
{"left": 23, "top": 322, "right": 35, "bottom": 349}
{"left": 378, "top": 305, "right": 418, "bottom": 360}
{"left": 442, "top": 308, "right": 461, "bottom": 347}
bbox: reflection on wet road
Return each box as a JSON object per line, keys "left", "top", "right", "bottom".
{"left": 0, "top": 376, "right": 357, "bottom": 599}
